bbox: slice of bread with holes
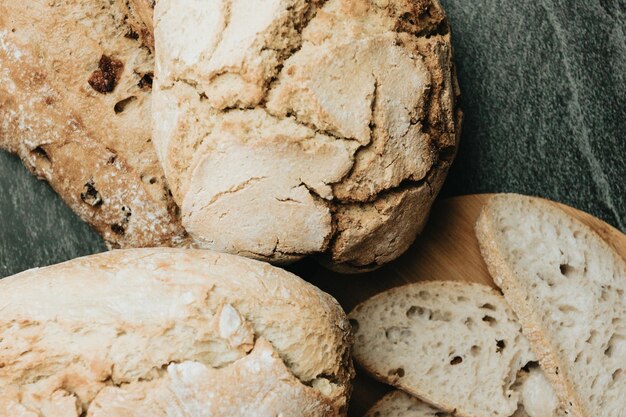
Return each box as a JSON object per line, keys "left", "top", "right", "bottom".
{"left": 363, "top": 389, "right": 545, "bottom": 417}
{"left": 349, "top": 280, "right": 561, "bottom": 417}
{"left": 364, "top": 390, "right": 453, "bottom": 417}
{"left": 476, "top": 194, "right": 626, "bottom": 417}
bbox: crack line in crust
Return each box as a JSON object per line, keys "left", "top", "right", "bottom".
{"left": 156, "top": 1, "right": 461, "bottom": 265}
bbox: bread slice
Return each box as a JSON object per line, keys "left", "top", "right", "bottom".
{"left": 476, "top": 194, "right": 626, "bottom": 417}
{"left": 364, "top": 390, "right": 453, "bottom": 417}
{"left": 0, "top": 0, "right": 185, "bottom": 248}
{"left": 349, "top": 280, "right": 545, "bottom": 417}
{"left": 0, "top": 248, "right": 353, "bottom": 415}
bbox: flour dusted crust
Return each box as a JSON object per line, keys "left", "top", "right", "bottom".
{"left": 0, "top": 0, "right": 185, "bottom": 248}
{"left": 153, "top": 0, "right": 462, "bottom": 270}
{"left": 0, "top": 248, "right": 353, "bottom": 416}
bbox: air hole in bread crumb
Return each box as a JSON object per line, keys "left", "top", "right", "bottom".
{"left": 348, "top": 319, "right": 359, "bottom": 334}
{"left": 457, "top": 296, "right": 468, "bottom": 302}
{"left": 496, "top": 340, "right": 506, "bottom": 353}
{"left": 385, "top": 327, "right": 401, "bottom": 343}
{"left": 114, "top": 96, "right": 137, "bottom": 113}
{"left": 480, "top": 303, "right": 496, "bottom": 311}
{"left": 559, "top": 264, "right": 575, "bottom": 278}
{"left": 482, "top": 315, "right": 496, "bottom": 326}
{"left": 418, "top": 290, "right": 429, "bottom": 300}
{"left": 111, "top": 224, "right": 126, "bottom": 235}
{"left": 470, "top": 345, "right": 481, "bottom": 356}
{"left": 406, "top": 305, "right": 424, "bottom": 318}
{"left": 586, "top": 330, "right": 597, "bottom": 344}
{"left": 522, "top": 361, "right": 539, "bottom": 372}
{"left": 31, "top": 146, "right": 50, "bottom": 162}
{"left": 604, "top": 334, "right": 622, "bottom": 357}
{"left": 388, "top": 367, "right": 405, "bottom": 378}
{"left": 558, "top": 304, "right": 578, "bottom": 314}
{"left": 80, "top": 180, "right": 103, "bottom": 207}
{"left": 612, "top": 369, "right": 622, "bottom": 383}
{"left": 450, "top": 356, "right": 463, "bottom": 365}
{"left": 138, "top": 73, "right": 153, "bottom": 89}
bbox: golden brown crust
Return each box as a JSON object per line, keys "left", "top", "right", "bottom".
{"left": 153, "top": 0, "right": 462, "bottom": 270}
{"left": 0, "top": 0, "right": 185, "bottom": 248}
{"left": 0, "top": 248, "right": 354, "bottom": 415}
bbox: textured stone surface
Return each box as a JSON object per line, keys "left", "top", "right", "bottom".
{"left": 0, "top": 153, "right": 106, "bottom": 278}
{"left": 1, "top": 0, "right": 624, "bottom": 278}
{"left": 438, "top": 0, "right": 626, "bottom": 232}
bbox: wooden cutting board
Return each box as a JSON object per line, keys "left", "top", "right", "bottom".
{"left": 302, "top": 194, "right": 626, "bottom": 416}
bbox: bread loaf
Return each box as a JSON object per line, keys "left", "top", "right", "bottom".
{"left": 0, "top": 0, "right": 185, "bottom": 249}
{"left": 364, "top": 390, "right": 453, "bottom": 417}
{"left": 126, "top": 0, "right": 155, "bottom": 50}
{"left": 152, "top": 0, "right": 462, "bottom": 271}
{"left": 0, "top": 249, "right": 353, "bottom": 416}
{"left": 349, "top": 280, "right": 559, "bottom": 417}
{"left": 364, "top": 390, "right": 452, "bottom": 417}
{"left": 476, "top": 194, "right": 626, "bottom": 417}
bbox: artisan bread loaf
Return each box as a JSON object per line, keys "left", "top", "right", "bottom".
{"left": 126, "top": 0, "right": 155, "bottom": 50}
{"left": 349, "top": 281, "right": 558, "bottom": 417}
{"left": 0, "top": 249, "right": 353, "bottom": 416}
{"left": 476, "top": 194, "right": 626, "bottom": 417}
{"left": 364, "top": 390, "right": 452, "bottom": 417}
{"left": 153, "top": 0, "right": 462, "bottom": 271}
{"left": 0, "top": 0, "right": 185, "bottom": 248}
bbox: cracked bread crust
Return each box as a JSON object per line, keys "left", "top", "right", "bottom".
{"left": 153, "top": 0, "right": 462, "bottom": 271}
{"left": 0, "top": 0, "right": 185, "bottom": 249}
{"left": 126, "top": 0, "right": 156, "bottom": 51}
{"left": 0, "top": 248, "right": 353, "bottom": 416}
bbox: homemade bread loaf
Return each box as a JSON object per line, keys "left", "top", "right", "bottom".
{"left": 349, "top": 281, "right": 558, "bottom": 417}
{"left": 0, "top": 248, "right": 353, "bottom": 416}
{"left": 153, "top": 0, "right": 462, "bottom": 271}
{"left": 476, "top": 194, "right": 626, "bottom": 417}
{"left": 364, "top": 390, "right": 452, "bottom": 417}
{"left": 0, "top": 0, "right": 185, "bottom": 249}
{"left": 126, "top": 0, "right": 155, "bottom": 50}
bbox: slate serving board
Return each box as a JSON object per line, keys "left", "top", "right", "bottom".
{"left": 1, "top": 0, "right": 624, "bottom": 278}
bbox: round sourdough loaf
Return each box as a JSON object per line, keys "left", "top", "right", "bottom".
{"left": 0, "top": 0, "right": 185, "bottom": 249}
{"left": 153, "top": 0, "right": 462, "bottom": 271}
{"left": 0, "top": 249, "right": 353, "bottom": 416}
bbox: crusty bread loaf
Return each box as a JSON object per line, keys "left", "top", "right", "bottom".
{"left": 476, "top": 194, "right": 626, "bottom": 417}
{"left": 126, "top": 0, "right": 155, "bottom": 50}
{"left": 0, "top": 249, "right": 353, "bottom": 416}
{"left": 349, "top": 280, "right": 556, "bottom": 417}
{"left": 0, "top": 0, "right": 185, "bottom": 249}
{"left": 364, "top": 390, "right": 452, "bottom": 417}
{"left": 153, "top": 0, "right": 462, "bottom": 271}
